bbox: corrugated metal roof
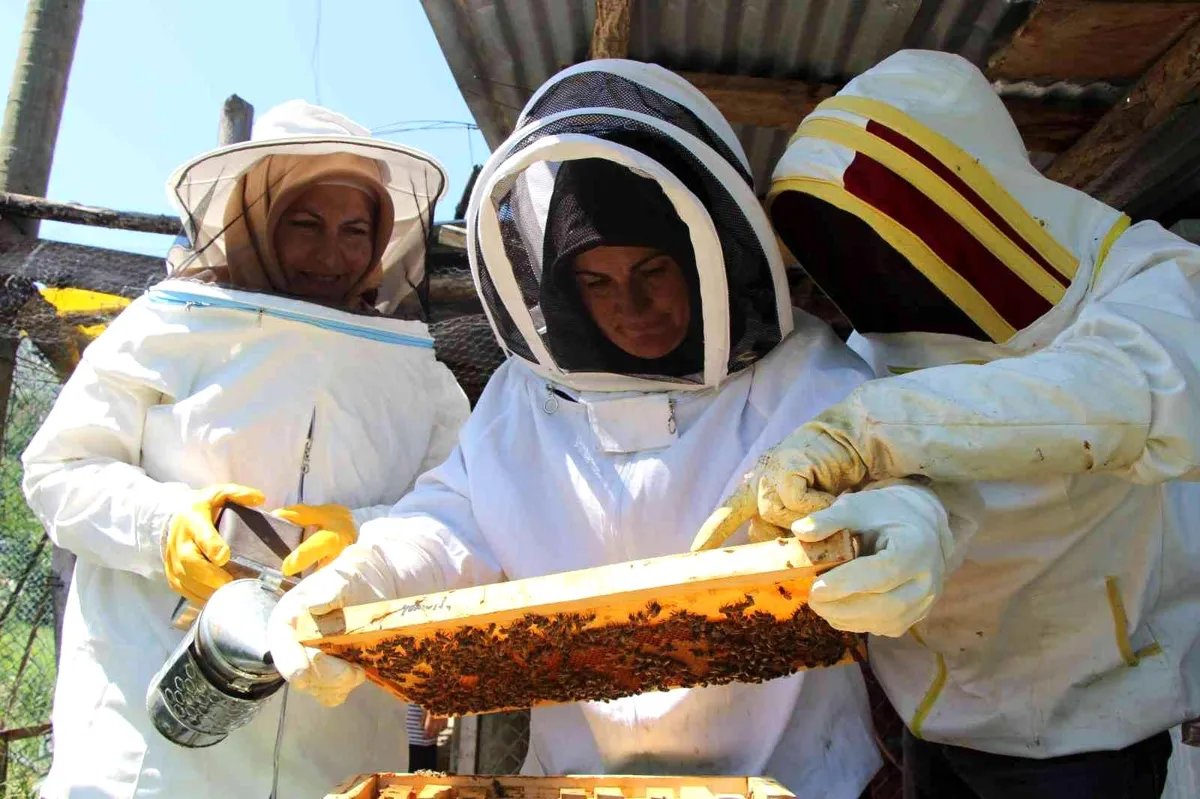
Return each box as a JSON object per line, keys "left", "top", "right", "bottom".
{"left": 421, "top": 0, "right": 1038, "bottom": 192}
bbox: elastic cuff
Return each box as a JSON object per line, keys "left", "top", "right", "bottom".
{"left": 351, "top": 503, "right": 395, "bottom": 529}
{"left": 143, "top": 483, "right": 194, "bottom": 576}
{"left": 357, "top": 534, "right": 444, "bottom": 598}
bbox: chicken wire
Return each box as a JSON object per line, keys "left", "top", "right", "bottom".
{"left": 476, "top": 711, "right": 531, "bottom": 775}
{"left": 0, "top": 338, "right": 63, "bottom": 798}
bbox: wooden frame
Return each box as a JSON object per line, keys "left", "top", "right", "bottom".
{"left": 325, "top": 773, "right": 797, "bottom": 799}
{"left": 590, "top": 0, "right": 632, "bottom": 60}
{"left": 299, "top": 533, "right": 859, "bottom": 717}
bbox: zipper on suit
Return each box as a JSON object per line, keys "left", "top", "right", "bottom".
{"left": 148, "top": 287, "right": 435, "bottom": 348}
{"left": 298, "top": 410, "right": 316, "bottom": 503}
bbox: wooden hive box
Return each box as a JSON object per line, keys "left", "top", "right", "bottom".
{"left": 297, "top": 533, "right": 860, "bottom": 717}
{"left": 326, "top": 774, "right": 798, "bottom": 799}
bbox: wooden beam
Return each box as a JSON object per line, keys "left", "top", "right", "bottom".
{"left": 1000, "top": 96, "right": 1109, "bottom": 156}
{"left": 679, "top": 71, "right": 1107, "bottom": 154}
{"left": 299, "top": 533, "right": 857, "bottom": 717}
{"left": 0, "top": 722, "right": 52, "bottom": 742}
{"left": 678, "top": 72, "right": 839, "bottom": 131}
{"left": 589, "top": 0, "right": 631, "bottom": 59}
{"left": 988, "top": 0, "right": 1200, "bottom": 82}
{"left": 0, "top": 190, "right": 181, "bottom": 236}
{"left": 1046, "top": 19, "right": 1200, "bottom": 190}
{"left": 321, "top": 773, "right": 783, "bottom": 799}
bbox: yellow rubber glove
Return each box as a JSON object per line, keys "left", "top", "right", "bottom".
{"left": 275, "top": 504, "right": 357, "bottom": 576}
{"left": 164, "top": 484, "right": 266, "bottom": 604}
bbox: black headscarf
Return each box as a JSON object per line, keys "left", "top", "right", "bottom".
{"left": 540, "top": 158, "right": 704, "bottom": 378}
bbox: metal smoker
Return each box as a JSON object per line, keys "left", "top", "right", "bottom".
{"left": 147, "top": 502, "right": 306, "bottom": 748}
{"left": 146, "top": 577, "right": 287, "bottom": 748}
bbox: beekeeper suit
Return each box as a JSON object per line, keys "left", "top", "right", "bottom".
{"left": 697, "top": 49, "right": 1200, "bottom": 795}
{"left": 267, "top": 60, "right": 918, "bottom": 799}
{"left": 21, "top": 102, "right": 469, "bottom": 797}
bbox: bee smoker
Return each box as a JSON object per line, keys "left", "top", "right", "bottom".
{"left": 146, "top": 578, "right": 288, "bottom": 748}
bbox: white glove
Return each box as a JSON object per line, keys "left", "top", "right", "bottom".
{"left": 692, "top": 423, "right": 865, "bottom": 551}
{"left": 695, "top": 339, "right": 1150, "bottom": 552}
{"left": 268, "top": 542, "right": 412, "bottom": 707}
{"left": 792, "top": 482, "right": 953, "bottom": 638}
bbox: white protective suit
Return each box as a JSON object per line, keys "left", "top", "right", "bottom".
{"left": 768, "top": 49, "right": 1200, "bottom": 774}
{"left": 21, "top": 106, "right": 469, "bottom": 798}
{"left": 277, "top": 60, "right": 883, "bottom": 798}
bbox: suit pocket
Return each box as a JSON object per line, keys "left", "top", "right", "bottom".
{"left": 1027, "top": 576, "right": 1165, "bottom": 736}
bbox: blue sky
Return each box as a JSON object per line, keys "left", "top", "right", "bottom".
{"left": 0, "top": 0, "right": 488, "bottom": 257}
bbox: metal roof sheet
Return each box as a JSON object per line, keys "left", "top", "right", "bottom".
{"left": 422, "top": 0, "right": 1038, "bottom": 191}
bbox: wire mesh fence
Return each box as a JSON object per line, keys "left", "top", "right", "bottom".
{"left": 0, "top": 339, "right": 63, "bottom": 797}
{"left": 476, "top": 711, "right": 530, "bottom": 775}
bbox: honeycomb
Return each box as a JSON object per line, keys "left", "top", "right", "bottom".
{"left": 327, "top": 773, "right": 797, "bottom": 799}
{"left": 305, "top": 536, "right": 860, "bottom": 717}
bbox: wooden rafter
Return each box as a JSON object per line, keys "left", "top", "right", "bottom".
{"left": 677, "top": 72, "right": 840, "bottom": 132}
{"left": 987, "top": 0, "right": 1200, "bottom": 82}
{"left": 1047, "top": 19, "right": 1200, "bottom": 190}
{"left": 678, "top": 71, "right": 1107, "bottom": 154}
{"left": 0, "top": 191, "right": 180, "bottom": 236}
{"left": 589, "top": 0, "right": 631, "bottom": 60}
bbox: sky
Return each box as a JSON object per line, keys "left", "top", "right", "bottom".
{"left": 0, "top": 0, "right": 489, "bottom": 258}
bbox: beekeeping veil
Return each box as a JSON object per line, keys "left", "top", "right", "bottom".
{"left": 165, "top": 100, "right": 448, "bottom": 314}
{"left": 467, "top": 60, "right": 791, "bottom": 392}
{"left": 769, "top": 50, "right": 1127, "bottom": 346}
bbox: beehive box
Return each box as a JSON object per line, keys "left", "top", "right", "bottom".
{"left": 325, "top": 774, "right": 797, "bottom": 799}
{"left": 297, "top": 533, "right": 861, "bottom": 717}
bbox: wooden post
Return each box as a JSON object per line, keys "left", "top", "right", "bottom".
{"left": 453, "top": 715, "right": 479, "bottom": 775}
{"left": 0, "top": 0, "right": 85, "bottom": 237}
{"left": 218, "top": 95, "right": 254, "bottom": 147}
{"left": 0, "top": 0, "right": 85, "bottom": 679}
{"left": 0, "top": 0, "right": 84, "bottom": 448}
{"left": 589, "top": 0, "right": 632, "bottom": 60}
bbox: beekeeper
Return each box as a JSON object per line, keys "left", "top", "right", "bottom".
{"left": 696, "top": 50, "right": 1200, "bottom": 797}
{"left": 266, "top": 60, "right": 961, "bottom": 799}
{"left": 21, "top": 101, "right": 469, "bottom": 797}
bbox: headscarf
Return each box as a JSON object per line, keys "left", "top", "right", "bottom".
{"left": 539, "top": 158, "right": 704, "bottom": 378}
{"left": 173, "top": 153, "right": 395, "bottom": 311}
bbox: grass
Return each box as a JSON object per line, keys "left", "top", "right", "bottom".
{"left": 0, "top": 621, "right": 56, "bottom": 726}
{"left": 0, "top": 619, "right": 55, "bottom": 799}
{"left": 0, "top": 342, "right": 61, "bottom": 797}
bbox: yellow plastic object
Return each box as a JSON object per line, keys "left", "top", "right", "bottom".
{"left": 39, "top": 287, "right": 131, "bottom": 315}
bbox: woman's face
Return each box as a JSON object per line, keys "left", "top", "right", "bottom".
{"left": 274, "top": 184, "right": 376, "bottom": 302}
{"left": 573, "top": 245, "right": 692, "bottom": 359}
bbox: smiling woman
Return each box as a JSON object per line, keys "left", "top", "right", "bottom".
{"left": 274, "top": 183, "right": 378, "bottom": 302}
{"left": 165, "top": 100, "right": 447, "bottom": 316}
{"left": 18, "top": 100, "right": 470, "bottom": 798}
{"left": 203, "top": 151, "right": 398, "bottom": 311}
